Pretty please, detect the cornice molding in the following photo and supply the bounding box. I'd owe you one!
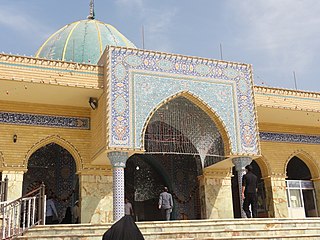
[107,46,251,69]
[254,85,320,99]
[0,53,100,71]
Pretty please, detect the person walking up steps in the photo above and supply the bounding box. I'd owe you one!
[158,187,173,221]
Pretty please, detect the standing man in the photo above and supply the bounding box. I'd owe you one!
[125,198,134,218]
[242,164,258,218]
[46,194,58,224]
[158,187,173,221]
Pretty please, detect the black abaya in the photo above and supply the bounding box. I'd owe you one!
[102,215,145,240]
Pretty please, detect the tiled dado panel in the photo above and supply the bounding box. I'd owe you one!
[109,47,260,155]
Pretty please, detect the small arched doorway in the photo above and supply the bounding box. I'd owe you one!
[286,156,318,217]
[23,143,79,223]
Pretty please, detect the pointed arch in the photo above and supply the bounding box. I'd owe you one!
[24,135,83,172]
[284,150,319,179]
[254,156,271,178]
[141,90,232,156]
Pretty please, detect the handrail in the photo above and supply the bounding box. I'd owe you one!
[0,183,46,239]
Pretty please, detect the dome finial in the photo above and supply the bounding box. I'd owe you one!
[87,0,95,19]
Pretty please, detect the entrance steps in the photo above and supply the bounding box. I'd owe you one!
[17,218,320,240]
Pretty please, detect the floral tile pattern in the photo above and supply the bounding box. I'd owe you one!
[109,47,260,156]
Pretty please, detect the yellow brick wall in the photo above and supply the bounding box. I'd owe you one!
[90,92,107,159]
[254,86,320,112]
[0,100,91,172]
[259,141,320,178]
[0,54,103,88]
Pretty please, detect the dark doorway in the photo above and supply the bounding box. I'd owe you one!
[286,157,311,180]
[125,154,201,221]
[231,160,267,218]
[23,143,79,223]
[251,160,268,217]
[286,157,317,217]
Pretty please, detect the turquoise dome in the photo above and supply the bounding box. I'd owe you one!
[35,19,136,64]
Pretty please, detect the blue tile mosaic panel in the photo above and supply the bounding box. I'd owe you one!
[260,132,320,144]
[109,47,260,156]
[132,72,237,151]
[0,111,90,130]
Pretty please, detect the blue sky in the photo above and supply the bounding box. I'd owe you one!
[1,0,319,91]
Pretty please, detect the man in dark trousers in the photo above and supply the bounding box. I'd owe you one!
[158,187,173,221]
[242,164,258,218]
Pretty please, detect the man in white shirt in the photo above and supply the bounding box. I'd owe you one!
[125,198,134,217]
[46,196,58,224]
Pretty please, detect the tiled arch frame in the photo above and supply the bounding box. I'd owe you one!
[141,91,232,156]
[108,46,260,157]
[284,150,320,179]
[24,135,83,172]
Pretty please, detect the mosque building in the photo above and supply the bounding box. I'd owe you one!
[0,1,320,224]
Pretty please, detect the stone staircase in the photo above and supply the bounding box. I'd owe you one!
[17,218,320,240]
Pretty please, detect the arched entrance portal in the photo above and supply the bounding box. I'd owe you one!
[23,143,79,223]
[125,96,226,221]
[286,156,318,217]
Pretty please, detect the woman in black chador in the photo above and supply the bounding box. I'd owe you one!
[102,215,144,240]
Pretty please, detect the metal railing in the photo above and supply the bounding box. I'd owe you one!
[0,176,8,202]
[0,183,46,239]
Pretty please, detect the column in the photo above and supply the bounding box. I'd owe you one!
[198,168,233,219]
[107,151,128,222]
[232,157,252,218]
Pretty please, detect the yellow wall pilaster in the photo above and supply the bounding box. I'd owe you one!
[2,170,24,201]
[265,174,288,218]
[80,168,113,223]
[198,168,233,219]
